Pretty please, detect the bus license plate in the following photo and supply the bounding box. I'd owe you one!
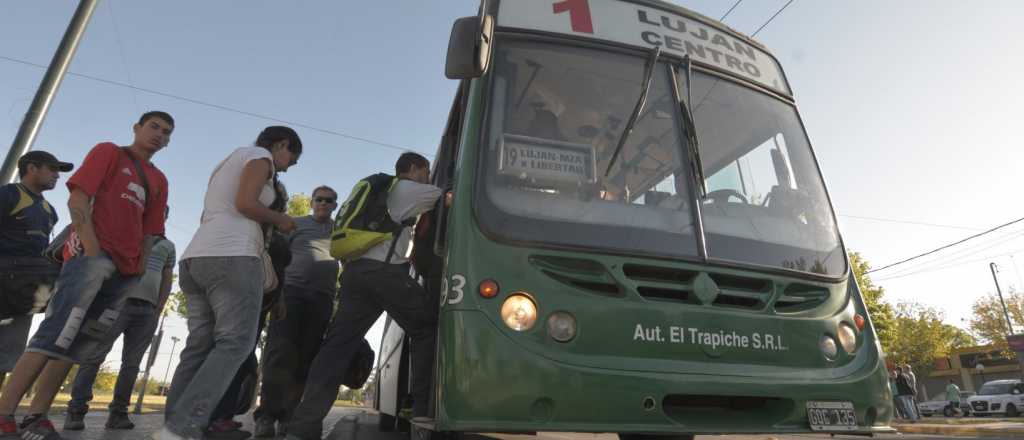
[806,401,857,431]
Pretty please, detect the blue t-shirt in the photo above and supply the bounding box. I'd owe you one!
[0,183,57,257]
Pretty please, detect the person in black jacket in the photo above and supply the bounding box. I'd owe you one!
[894,366,918,422]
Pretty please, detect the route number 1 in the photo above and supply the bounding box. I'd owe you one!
[553,0,594,34]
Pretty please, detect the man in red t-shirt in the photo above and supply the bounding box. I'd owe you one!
[0,111,172,439]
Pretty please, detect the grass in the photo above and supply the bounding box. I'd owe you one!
[16,393,167,414]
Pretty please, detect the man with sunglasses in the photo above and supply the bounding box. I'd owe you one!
[0,151,71,390]
[253,186,340,438]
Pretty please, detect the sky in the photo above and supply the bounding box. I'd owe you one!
[2,0,1023,376]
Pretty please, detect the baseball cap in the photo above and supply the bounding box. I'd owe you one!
[18,150,73,172]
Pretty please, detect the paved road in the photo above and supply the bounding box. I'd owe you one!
[29,406,354,440]
[27,407,1000,440]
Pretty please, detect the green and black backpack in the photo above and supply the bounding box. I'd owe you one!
[330,173,408,262]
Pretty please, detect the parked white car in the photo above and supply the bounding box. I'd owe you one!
[918,391,975,417]
[966,380,1024,417]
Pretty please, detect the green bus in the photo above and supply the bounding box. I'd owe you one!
[374,0,894,438]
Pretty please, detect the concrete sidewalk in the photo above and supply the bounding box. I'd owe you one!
[893,419,1024,438]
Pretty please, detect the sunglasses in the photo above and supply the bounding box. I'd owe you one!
[314,197,336,204]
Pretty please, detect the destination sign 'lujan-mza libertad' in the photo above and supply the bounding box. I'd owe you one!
[498,0,791,96]
[499,135,596,184]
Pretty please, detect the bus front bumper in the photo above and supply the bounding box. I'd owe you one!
[436,311,895,435]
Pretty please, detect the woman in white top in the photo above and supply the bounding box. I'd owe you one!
[159,126,301,440]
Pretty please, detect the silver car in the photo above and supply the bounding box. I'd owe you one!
[917,391,975,417]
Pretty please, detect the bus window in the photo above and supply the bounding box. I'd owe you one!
[686,73,844,276]
[476,41,700,260]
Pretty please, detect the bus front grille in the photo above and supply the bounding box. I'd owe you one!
[708,273,772,310]
[773,283,830,313]
[623,264,699,304]
[530,255,624,297]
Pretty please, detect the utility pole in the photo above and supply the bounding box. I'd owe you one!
[1,0,99,184]
[133,315,165,414]
[160,336,180,395]
[989,263,1016,335]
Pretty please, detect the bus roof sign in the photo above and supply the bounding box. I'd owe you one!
[497,0,792,96]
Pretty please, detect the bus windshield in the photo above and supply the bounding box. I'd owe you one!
[478,40,844,277]
[687,68,844,276]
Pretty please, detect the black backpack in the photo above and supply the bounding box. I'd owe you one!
[342,339,375,389]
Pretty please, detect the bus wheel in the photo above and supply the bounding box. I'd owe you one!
[619,434,695,440]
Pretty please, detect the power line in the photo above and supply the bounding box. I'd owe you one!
[877,227,1024,279]
[105,0,139,114]
[751,0,796,37]
[876,230,1024,280]
[875,246,1024,283]
[720,0,744,21]
[838,214,982,231]
[867,215,1024,274]
[0,54,429,156]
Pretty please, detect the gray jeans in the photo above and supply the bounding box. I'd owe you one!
[164,256,262,439]
[68,299,158,414]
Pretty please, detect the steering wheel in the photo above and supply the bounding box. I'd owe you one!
[705,189,748,205]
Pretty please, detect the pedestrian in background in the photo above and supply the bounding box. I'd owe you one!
[0,151,71,391]
[945,379,962,416]
[64,208,175,431]
[254,185,340,438]
[904,364,920,419]
[895,366,918,422]
[0,111,172,440]
[889,370,905,419]
[158,126,301,440]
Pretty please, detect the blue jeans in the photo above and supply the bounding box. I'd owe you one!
[164,257,262,439]
[26,252,139,362]
[0,314,32,372]
[67,299,158,414]
[897,395,918,421]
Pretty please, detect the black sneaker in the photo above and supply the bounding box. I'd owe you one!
[18,415,63,440]
[62,412,85,431]
[105,412,135,430]
[253,417,275,438]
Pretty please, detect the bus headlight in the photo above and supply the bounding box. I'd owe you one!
[501,294,537,331]
[547,311,577,342]
[820,335,838,360]
[837,322,857,354]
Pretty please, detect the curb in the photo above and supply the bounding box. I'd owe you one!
[894,423,1024,438]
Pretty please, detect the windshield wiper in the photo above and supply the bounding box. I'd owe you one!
[604,45,661,177]
[678,54,708,197]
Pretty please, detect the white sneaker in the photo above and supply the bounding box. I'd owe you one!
[152,426,192,440]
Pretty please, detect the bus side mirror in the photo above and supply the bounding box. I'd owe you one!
[445,15,494,79]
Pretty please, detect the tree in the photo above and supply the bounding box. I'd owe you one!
[849,252,897,352]
[288,192,311,217]
[968,288,1024,356]
[887,301,977,379]
[166,289,188,319]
